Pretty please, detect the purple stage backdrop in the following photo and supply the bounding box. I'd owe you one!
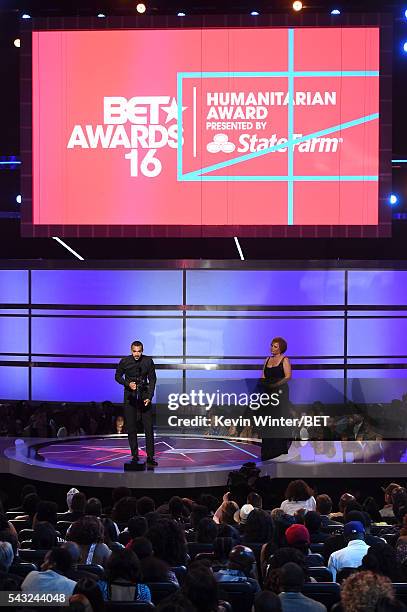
[0,266,406,403]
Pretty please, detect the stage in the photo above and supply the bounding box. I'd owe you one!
[2,435,407,489]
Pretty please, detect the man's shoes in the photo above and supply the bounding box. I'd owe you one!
[146,458,158,468]
[131,455,140,463]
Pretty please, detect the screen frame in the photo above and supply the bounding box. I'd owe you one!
[20,13,392,238]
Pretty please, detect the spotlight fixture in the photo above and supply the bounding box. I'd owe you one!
[136,3,146,13]
[293,1,303,11]
[97,13,106,17]
[177,12,186,16]
[14,38,21,48]
[403,41,407,53]
[16,195,22,204]
[251,11,259,15]
[389,194,399,205]
[331,9,341,15]
[21,13,31,19]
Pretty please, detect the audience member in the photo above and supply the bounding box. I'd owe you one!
[329,493,355,522]
[21,547,76,596]
[147,519,188,566]
[59,492,87,522]
[380,483,401,519]
[278,563,326,612]
[340,571,395,612]
[241,509,274,545]
[73,577,106,612]
[69,516,112,566]
[196,517,218,543]
[304,512,330,543]
[280,481,316,515]
[0,514,18,554]
[327,521,369,581]
[254,591,282,612]
[315,495,342,526]
[214,545,260,592]
[105,548,151,602]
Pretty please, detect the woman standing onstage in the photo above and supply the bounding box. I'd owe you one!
[260,336,292,461]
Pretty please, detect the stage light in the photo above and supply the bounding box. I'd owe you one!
[177,12,186,16]
[97,13,106,17]
[404,8,407,19]
[293,1,303,11]
[331,9,341,15]
[251,11,259,15]
[403,41,407,53]
[136,3,146,13]
[389,194,399,205]
[21,13,31,19]
[16,195,21,204]
[14,38,20,48]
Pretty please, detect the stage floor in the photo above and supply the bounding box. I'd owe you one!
[2,435,407,489]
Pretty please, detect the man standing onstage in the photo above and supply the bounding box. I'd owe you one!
[115,340,157,467]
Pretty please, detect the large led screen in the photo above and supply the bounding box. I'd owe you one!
[24,25,387,237]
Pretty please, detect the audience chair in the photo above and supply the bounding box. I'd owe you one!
[308,566,333,582]
[302,582,341,610]
[146,581,178,604]
[217,582,255,612]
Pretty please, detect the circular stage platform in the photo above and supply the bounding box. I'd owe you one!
[4,435,264,488]
[3,435,407,489]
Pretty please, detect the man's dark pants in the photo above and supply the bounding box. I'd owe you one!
[124,397,154,460]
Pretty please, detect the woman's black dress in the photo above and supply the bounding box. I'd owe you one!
[260,358,290,461]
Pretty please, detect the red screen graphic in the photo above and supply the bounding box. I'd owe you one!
[31,27,380,233]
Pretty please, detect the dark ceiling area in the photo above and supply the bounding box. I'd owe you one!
[1,0,407,260]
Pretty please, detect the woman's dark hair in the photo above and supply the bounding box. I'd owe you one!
[111,497,139,524]
[285,480,313,502]
[168,496,186,519]
[106,549,142,583]
[190,504,210,529]
[362,496,382,523]
[304,511,322,534]
[392,488,407,523]
[128,516,148,539]
[71,493,87,514]
[140,556,173,583]
[73,577,105,612]
[22,493,40,517]
[156,591,196,612]
[361,541,407,582]
[85,498,102,517]
[146,519,188,565]
[32,522,58,550]
[213,536,233,562]
[136,496,155,517]
[199,494,219,514]
[36,501,58,526]
[69,516,104,545]
[271,337,287,354]
[101,517,118,546]
[129,536,153,560]
[242,509,274,543]
[254,591,282,612]
[182,565,220,612]
[196,517,218,544]
[264,547,310,593]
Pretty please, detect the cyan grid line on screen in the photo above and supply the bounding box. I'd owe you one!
[175,31,380,221]
[177,104,379,178]
[288,28,294,225]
